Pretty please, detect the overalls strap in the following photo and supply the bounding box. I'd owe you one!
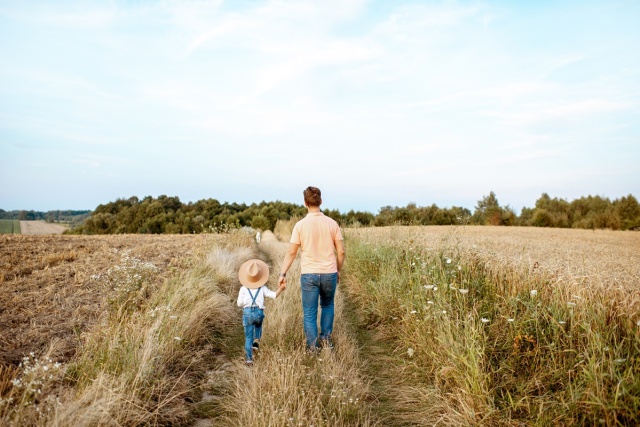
[247,287,261,307]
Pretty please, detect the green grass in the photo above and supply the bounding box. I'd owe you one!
[0,220,20,234]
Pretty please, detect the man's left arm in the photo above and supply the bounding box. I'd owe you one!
[335,238,345,282]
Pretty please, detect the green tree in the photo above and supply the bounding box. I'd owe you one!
[473,191,502,225]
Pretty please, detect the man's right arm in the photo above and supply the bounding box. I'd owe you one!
[278,243,300,287]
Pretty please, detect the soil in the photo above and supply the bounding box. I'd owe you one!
[19,221,68,235]
[0,234,206,366]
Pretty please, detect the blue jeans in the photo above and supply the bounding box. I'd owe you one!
[242,307,264,360]
[300,273,338,349]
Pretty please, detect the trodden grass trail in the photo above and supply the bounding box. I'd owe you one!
[207,230,378,426]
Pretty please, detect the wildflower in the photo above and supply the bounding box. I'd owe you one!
[410,310,417,314]
[427,300,434,305]
[558,321,566,325]
[407,348,415,357]
[614,358,626,364]
[507,318,514,323]
[174,337,181,341]
[458,265,462,271]
[441,310,447,314]
[446,258,451,264]
[481,318,490,323]
[458,289,469,294]
[530,290,537,297]
[424,285,434,290]
[433,286,438,291]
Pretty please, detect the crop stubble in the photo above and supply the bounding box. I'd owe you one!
[0,234,205,367]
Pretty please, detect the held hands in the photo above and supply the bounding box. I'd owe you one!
[278,274,287,288]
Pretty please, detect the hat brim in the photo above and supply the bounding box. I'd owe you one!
[238,259,270,289]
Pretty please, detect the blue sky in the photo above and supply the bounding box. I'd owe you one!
[1,0,638,214]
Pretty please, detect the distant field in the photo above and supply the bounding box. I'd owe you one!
[0,220,20,234]
[19,220,67,235]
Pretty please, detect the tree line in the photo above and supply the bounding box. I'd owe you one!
[60,192,639,235]
[0,209,91,224]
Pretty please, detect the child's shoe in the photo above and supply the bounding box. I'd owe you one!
[245,359,254,366]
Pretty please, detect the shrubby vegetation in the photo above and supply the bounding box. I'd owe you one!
[374,191,639,230]
[518,193,640,230]
[9,191,636,235]
[73,196,309,235]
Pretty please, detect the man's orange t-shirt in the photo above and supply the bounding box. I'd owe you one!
[290,212,343,274]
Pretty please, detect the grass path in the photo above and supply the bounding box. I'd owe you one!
[201,231,376,426]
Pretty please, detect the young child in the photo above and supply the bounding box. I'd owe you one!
[237,259,285,365]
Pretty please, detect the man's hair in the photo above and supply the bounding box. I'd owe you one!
[303,186,322,207]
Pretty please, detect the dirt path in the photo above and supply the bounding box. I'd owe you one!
[19,220,67,235]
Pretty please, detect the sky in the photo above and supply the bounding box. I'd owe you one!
[1,0,639,214]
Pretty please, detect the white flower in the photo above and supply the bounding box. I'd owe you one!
[446,258,451,264]
[458,265,462,271]
[481,318,490,323]
[433,286,438,291]
[507,318,514,322]
[614,358,626,364]
[441,310,447,314]
[174,337,181,341]
[424,285,434,290]
[558,321,566,325]
[427,300,434,305]
[407,348,415,357]
[530,290,537,297]
[410,310,417,314]
[458,289,469,294]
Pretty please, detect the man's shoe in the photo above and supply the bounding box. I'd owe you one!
[252,340,260,351]
[320,338,334,350]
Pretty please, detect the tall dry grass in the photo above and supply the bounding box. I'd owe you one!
[343,226,640,426]
[209,229,377,426]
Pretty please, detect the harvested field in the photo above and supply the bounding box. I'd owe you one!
[19,220,67,235]
[0,234,209,367]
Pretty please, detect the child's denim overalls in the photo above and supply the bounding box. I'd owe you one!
[243,287,265,361]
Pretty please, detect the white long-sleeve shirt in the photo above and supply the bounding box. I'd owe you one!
[236,285,277,309]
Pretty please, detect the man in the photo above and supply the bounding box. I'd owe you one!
[278,186,346,350]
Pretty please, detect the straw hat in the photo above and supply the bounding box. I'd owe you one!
[238,259,270,289]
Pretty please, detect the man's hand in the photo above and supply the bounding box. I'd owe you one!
[278,275,287,287]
